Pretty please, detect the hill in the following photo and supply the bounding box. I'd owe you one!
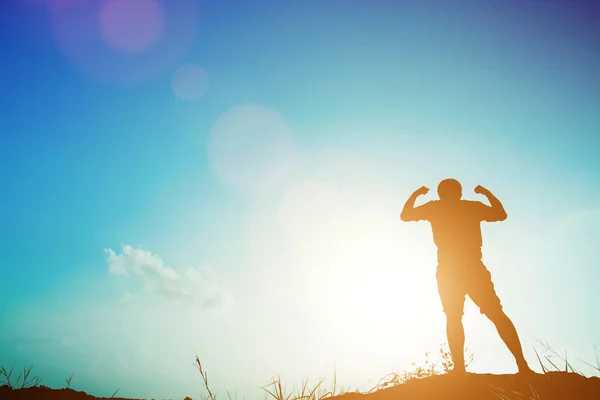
[1,371,599,400]
[333,371,600,400]
[0,384,135,400]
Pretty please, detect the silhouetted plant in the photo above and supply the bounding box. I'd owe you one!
[194,351,217,400]
[578,344,600,375]
[65,373,74,388]
[261,371,352,400]
[368,343,475,392]
[0,364,42,389]
[533,340,600,377]
[193,352,352,400]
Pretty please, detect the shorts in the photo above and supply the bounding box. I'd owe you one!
[436,260,503,317]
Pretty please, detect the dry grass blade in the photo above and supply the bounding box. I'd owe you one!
[544,356,560,372]
[295,377,310,399]
[261,377,281,400]
[6,364,41,389]
[533,347,548,374]
[331,367,337,396]
[279,378,292,400]
[262,386,279,400]
[0,364,16,388]
[15,372,23,387]
[578,358,600,373]
[307,377,327,400]
[563,351,581,375]
[66,373,74,388]
[288,376,333,400]
[538,340,581,374]
[22,365,33,388]
[329,367,352,398]
[261,375,297,400]
[575,344,600,376]
[194,351,217,400]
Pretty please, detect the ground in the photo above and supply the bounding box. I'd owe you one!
[0,385,127,400]
[333,371,600,400]
[1,371,599,400]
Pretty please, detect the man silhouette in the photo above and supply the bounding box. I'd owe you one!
[400,178,531,374]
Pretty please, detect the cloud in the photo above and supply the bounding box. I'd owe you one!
[105,244,232,310]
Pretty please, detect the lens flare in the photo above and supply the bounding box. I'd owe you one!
[48,0,197,84]
[171,63,209,101]
[98,0,164,54]
[207,104,296,193]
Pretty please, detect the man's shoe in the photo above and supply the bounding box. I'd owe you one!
[517,363,535,375]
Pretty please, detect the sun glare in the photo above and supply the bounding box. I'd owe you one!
[274,167,444,362]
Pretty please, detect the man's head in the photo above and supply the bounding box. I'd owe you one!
[437,178,462,201]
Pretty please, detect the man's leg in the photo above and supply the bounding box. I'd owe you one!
[446,313,466,372]
[469,264,531,373]
[437,266,467,372]
[486,309,530,372]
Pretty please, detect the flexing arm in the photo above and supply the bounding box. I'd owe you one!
[400,186,430,222]
[474,185,507,221]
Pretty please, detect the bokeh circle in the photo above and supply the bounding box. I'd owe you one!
[207,104,296,193]
[171,63,209,101]
[47,0,198,84]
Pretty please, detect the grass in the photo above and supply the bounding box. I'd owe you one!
[190,343,481,400]
[485,340,600,400]
[1,342,599,400]
[0,364,42,389]
[190,342,600,400]
[0,363,120,398]
[533,339,600,377]
[194,350,354,400]
[66,373,74,389]
[366,342,475,393]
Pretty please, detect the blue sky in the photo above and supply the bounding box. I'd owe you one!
[1,0,599,399]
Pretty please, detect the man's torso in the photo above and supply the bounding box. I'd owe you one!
[425,200,485,267]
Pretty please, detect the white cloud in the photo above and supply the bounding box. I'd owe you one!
[105,244,233,310]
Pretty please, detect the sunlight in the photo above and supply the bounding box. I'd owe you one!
[296,216,448,384]
[273,154,446,369]
[309,225,443,330]
[271,146,447,357]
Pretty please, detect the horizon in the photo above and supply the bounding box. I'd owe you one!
[1,1,599,399]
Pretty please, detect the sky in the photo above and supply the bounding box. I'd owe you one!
[0,0,599,399]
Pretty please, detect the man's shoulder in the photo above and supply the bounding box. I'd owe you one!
[423,200,441,208]
[420,200,440,219]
